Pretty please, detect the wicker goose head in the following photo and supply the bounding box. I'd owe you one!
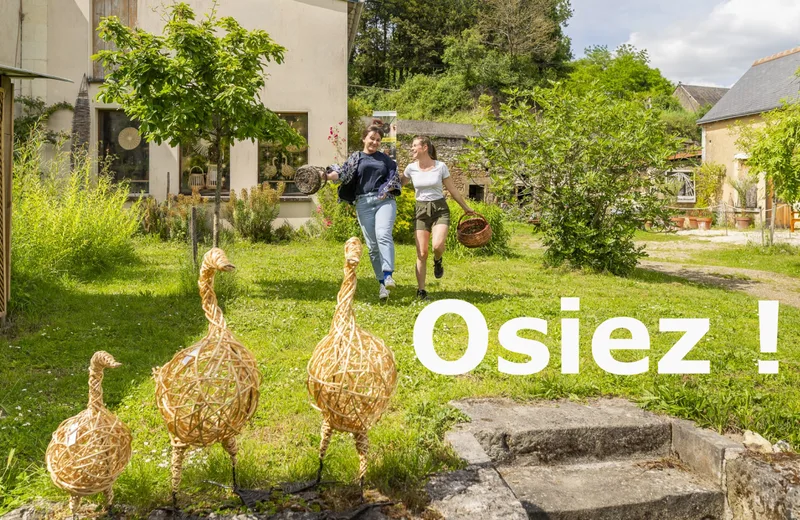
[46,351,131,514]
[154,247,260,497]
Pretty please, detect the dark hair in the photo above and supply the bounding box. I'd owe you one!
[362,123,385,140]
[413,135,437,160]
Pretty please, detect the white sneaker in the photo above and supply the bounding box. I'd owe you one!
[384,275,396,289]
[379,284,390,300]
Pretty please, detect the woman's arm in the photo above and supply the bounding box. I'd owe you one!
[442,175,475,214]
[325,152,359,184]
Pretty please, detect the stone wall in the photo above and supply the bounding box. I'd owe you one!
[362,117,494,203]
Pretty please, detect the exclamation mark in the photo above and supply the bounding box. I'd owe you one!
[758,301,779,374]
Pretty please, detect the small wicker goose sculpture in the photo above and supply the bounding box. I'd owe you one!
[307,237,398,495]
[154,248,260,506]
[46,351,131,517]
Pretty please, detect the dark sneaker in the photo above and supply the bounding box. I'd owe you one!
[416,289,428,300]
[434,258,444,279]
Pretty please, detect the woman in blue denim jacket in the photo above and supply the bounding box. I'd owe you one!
[324,124,402,301]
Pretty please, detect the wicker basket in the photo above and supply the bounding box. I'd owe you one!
[295,165,327,195]
[456,212,492,248]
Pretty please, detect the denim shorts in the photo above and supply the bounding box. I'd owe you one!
[415,198,451,231]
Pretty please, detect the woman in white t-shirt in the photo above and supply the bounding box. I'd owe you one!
[402,136,474,300]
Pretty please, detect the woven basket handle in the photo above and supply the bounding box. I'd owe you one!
[458,212,488,227]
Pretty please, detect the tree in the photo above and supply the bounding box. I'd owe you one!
[94,2,303,246]
[737,100,800,245]
[466,85,679,275]
[568,45,673,100]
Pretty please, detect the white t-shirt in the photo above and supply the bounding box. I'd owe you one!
[403,161,451,202]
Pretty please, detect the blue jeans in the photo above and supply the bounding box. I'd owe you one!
[355,193,397,281]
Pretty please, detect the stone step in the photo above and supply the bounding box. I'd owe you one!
[499,458,724,520]
[452,398,671,465]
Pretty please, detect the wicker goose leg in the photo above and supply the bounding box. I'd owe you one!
[69,496,81,519]
[354,431,369,500]
[221,436,239,490]
[104,487,114,510]
[170,443,187,508]
[316,418,334,484]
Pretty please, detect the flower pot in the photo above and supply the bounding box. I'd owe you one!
[670,216,685,229]
[696,217,712,231]
[735,216,752,230]
[687,217,698,229]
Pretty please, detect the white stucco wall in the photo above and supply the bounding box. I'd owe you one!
[0,0,348,227]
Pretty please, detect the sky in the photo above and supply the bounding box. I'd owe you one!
[565,0,800,87]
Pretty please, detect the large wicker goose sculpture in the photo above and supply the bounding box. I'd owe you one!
[307,237,398,496]
[154,248,260,507]
[46,351,131,517]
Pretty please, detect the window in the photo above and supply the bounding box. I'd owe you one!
[668,170,696,203]
[179,139,230,195]
[468,184,486,202]
[98,110,148,194]
[258,113,309,197]
[92,0,137,80]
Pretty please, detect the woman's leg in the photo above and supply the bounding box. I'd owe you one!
[415,229,431,290]
[374,199,397,275]
[431,223,448,261]
[355,197,383,281]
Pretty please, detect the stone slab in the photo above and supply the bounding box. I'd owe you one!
[499,459,724,520]
[672,418,744,486]
[427,464,528,520]
[726,452,800,520]
[451,398,671,465]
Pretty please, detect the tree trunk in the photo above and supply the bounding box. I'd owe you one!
[213,135,222,248]
[769,190,777,246]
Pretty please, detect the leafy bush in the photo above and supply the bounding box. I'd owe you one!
[12,131,140,282]
[140,191,212,242]
[447,201,511,257]
[226,183,284,242]
[466,84,678,276]
[694,162,726,212]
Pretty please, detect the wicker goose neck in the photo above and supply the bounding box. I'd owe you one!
[87,351,121,412]
[198,248,235,331]
[331,238,363,332]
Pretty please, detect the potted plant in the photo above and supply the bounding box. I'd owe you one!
[696,209,713,231]
[729,175,756,230]
[687,209,699,229]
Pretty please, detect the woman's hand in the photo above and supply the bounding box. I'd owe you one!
[463,205,475,215]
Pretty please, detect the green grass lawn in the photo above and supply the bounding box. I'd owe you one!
[3,230,800,516]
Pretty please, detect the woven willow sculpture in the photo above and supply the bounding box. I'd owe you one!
[46,351,131,516]
[307,237,398,492]
[154,248,260,505]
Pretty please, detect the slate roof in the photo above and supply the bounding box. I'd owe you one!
[0,64,71,82]
[359,117,477,139]
[676,84,729,108]
[698,46,800,125]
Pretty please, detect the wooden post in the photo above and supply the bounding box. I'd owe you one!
[191,206,198,268]
[166,171,170,210]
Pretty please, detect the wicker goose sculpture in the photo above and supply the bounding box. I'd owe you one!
[46,351,131,517]
[307,237,398,496]
[154,248,261,507]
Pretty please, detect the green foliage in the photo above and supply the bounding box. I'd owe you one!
[446,201,511,257]
[314,183,363,242]
[694,162,726,211]
[466,84,679,275]
[94,2,303,244]
[140,192,212,242]
[737,100,800,203]
[567,45,673,100]
[347,98,372,153]
[226,183,285,242]
[12,96,73,149]
[11,131,140,287]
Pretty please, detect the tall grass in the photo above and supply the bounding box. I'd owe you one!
[11,131,141,304]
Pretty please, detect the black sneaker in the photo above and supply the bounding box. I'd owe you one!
[416,289,428,300]
[433,258,444,279]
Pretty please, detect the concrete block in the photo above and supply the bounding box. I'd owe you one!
[672,418,744,485]
[427,465,528,520]
[444,428,491,465]
[726,453,800,520]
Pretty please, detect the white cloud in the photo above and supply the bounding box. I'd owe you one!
[626,0,800,86]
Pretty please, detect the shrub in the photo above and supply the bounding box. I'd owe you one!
[314,183,362,242]
[12,131,140,282]
[226,183,284,242]
[140,190,212,242]
[466,84,678,275]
